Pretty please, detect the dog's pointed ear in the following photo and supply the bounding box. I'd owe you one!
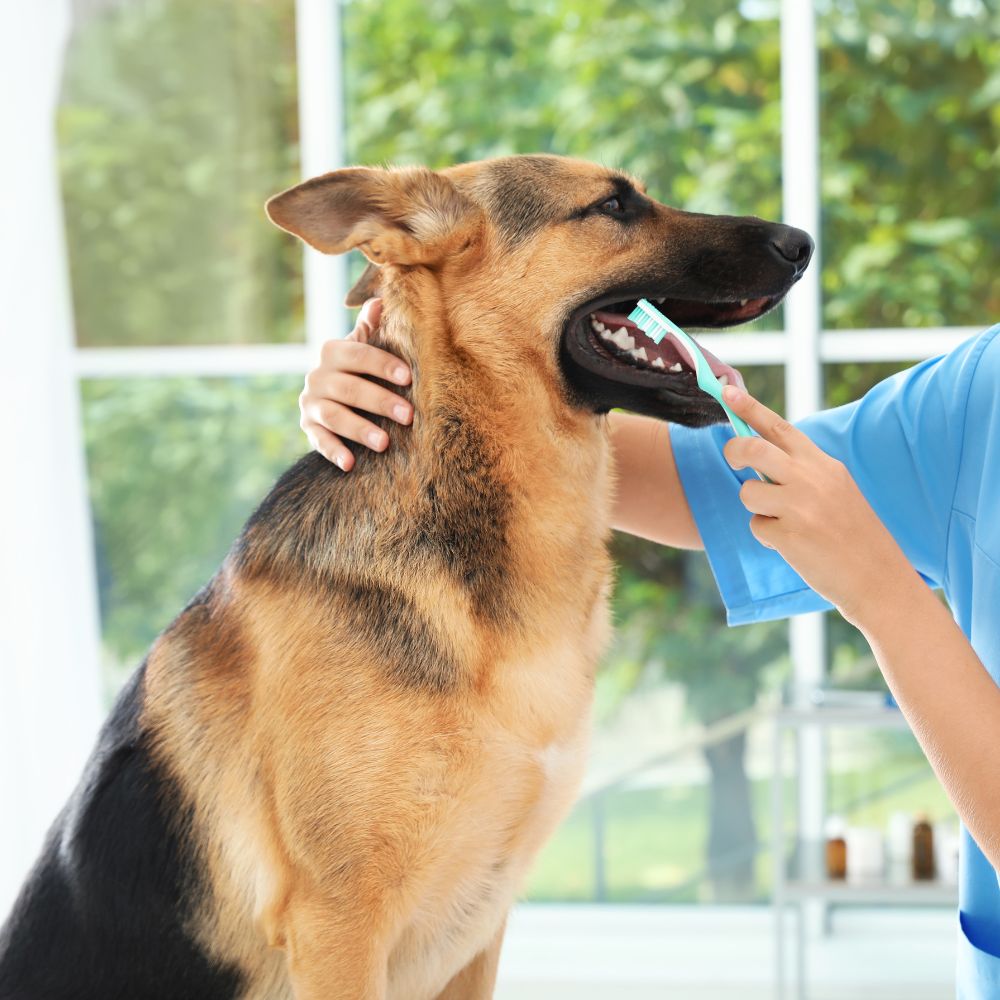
[345,261,382,308]
[265,166,479,269]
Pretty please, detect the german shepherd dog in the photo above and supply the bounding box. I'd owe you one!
[0,155,811,1000]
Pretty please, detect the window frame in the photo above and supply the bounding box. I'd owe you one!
[65,0,979,898]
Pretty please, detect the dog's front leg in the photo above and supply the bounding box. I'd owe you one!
[432,917,507,1000]
[281,893,389,1000]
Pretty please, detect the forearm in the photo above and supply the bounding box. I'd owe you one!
[850,565,1000,871]
[608,411,702,550]
[718,383,1000,870]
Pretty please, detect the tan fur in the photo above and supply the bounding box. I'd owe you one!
[141,156,698,999]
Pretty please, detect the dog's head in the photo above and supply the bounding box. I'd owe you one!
[267,155,812,427]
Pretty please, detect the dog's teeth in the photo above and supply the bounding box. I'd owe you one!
[652,357,666,369]
[717,374,730,387]
[669,362,683,372]
[610,328,635,351]
[740,299,749,307]
[629,347,648,362]
[655,297,666,304]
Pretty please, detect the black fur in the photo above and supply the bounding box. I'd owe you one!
[482,156,566,245]
[333,576,460,693]
[410,410,512,627]
[0,666,243,1000]
[235,395,514,635]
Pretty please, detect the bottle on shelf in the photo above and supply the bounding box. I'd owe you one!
[846,826,885,882]
[912,813,936,881]
[887,811,914,883]
[935,821,960,885]
[825,815,847,880]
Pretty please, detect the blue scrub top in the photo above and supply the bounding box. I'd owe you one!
[671,325,1000,998]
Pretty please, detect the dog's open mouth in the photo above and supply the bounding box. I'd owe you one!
[580,292,782,389]
[560,289,786,423]
[587,301,750,390]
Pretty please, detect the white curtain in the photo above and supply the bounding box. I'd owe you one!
[0,0,103,917]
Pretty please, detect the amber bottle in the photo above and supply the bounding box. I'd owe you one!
[825,816,847,880]
[912,814,936,881]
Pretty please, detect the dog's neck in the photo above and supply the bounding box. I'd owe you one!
[377,280,606,484]
[229,275,613,692]
[366,278,614,625]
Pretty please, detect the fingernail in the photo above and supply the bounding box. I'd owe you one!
[393,366,410,385]
[393,403,410,423]
[723,385,744,404]
[334,454,345,470]
[368,430,387,450]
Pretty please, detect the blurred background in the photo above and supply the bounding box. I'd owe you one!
[3,0,999,997]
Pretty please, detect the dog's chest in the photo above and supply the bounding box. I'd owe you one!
[386,730,589,1000]
[386,633,601,1000]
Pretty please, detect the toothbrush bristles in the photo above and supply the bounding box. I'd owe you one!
[628,300,669,345]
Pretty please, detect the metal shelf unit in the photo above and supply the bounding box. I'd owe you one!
[770,706,958,999]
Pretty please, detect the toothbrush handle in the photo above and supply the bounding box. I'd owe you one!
[721,405,771,483]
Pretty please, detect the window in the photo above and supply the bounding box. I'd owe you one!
[60,0,308,690]
[816,0,997,866]
[60,0,996,909]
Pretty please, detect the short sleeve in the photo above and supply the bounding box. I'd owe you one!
[669,328,999,626]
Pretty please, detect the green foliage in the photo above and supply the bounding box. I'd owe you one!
[58,0,303,346]
[81,377,304,688]
[525,740,952,902]
[61,0,994,900]
[608,534,789,726]
[343,0,785,223]
[818,0,1000,328]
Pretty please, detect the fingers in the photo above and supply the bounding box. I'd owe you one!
[749,514,779,550]
[734,475,788,552]
[723,435,793,483]
[303,422,357,472]
[317,338,411,388]
[303,369,412,427]
[738,478,786,518]
[301,297,414,469]
[358,296,382,331]
[722,384,808,453]
[300,395,391,452]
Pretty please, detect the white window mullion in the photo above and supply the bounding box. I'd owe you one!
[69,325,978,382]
[780,0,827,870]
[295,0,349,354]
[820,327,979,363]
[73,343,314,379]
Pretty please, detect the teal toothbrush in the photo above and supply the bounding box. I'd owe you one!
[627,298,768,481]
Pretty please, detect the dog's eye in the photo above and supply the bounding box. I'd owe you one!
[600,196,624,214]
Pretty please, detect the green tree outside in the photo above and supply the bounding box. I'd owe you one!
[60,0,999,903]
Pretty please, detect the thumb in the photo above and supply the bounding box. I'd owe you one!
[358,297,383,330]
[349,297,383,345]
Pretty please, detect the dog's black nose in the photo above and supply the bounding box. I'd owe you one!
[769,226,814,270]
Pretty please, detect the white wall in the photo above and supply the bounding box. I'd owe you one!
[0,0,103,916]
